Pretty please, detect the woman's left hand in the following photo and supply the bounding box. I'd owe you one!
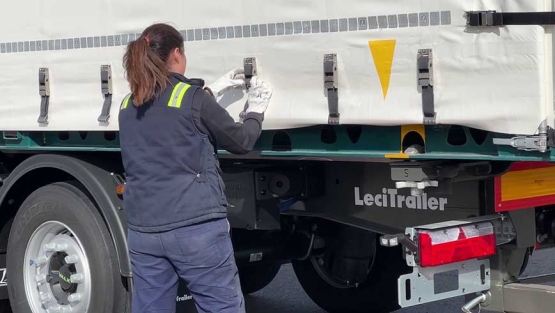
[206,68,246,97]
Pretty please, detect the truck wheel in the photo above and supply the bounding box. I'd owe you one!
[6,182,127,313]
[292,241,407,313]
[0,300,11,313]
[239,263,281,295]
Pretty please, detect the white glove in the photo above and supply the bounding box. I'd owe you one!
[246,76,272,115]
[206,68,246,97]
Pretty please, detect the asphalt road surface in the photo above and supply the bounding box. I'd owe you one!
[245,248,555,313]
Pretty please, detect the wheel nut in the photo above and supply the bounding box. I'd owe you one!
[46,305,61,313]
[64,255,78,264]
[44,243,56,251]
[45,243,68,252]
[68,293,81,303]
[35,274,47,284]
[70,274,83,283]
[35,256,48,266]
[40,292,52,302]
[55,243,68,252]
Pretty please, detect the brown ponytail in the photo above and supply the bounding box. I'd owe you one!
[123,23,184,105]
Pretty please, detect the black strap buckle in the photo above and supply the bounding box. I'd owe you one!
[38,68,50,124]
[240,57,257,121]
[244,57,257,90]
[324,54,339,125]
[466,10,502,27]
[98,65,113,124]
[417,49,435,125]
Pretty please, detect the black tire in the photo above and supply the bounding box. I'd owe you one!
[6,182,128,313]
[0,300,11,313]
[239,263,281,295]
[292,242,408,313]
[519,248,532,276]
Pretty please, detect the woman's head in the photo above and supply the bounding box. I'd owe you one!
[123,23,186,105]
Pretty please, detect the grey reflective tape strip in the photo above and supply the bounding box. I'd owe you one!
[0,11,451,54]
[168,83,187,107]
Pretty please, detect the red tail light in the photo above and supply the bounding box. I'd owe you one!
[418,222,496,267]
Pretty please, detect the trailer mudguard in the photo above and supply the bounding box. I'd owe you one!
[0,153,131,277]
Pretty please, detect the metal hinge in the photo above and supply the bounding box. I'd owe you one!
[417,49,435,125]
[97,65,113,124]
[323,53,339,125]
[37,68,50,125]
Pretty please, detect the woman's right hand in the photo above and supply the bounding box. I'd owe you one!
[246,76,272,115]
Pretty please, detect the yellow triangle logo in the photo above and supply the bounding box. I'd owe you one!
[369,40,396,99]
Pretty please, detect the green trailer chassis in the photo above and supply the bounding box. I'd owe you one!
[1,124,554,162]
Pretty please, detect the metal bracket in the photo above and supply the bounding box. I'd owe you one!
[398,259,491,308]
[323,54,339,125]
[380,233,418,252]
[492,215,517,245]
[417,49,435,125]
[404,226,420,267]
[493,121,554,153]
[395,180,439,196]
[2,131,19,141]
[493,135,549,153]
[37,68,50,124]
[243,57,257,90]
[390,161,441,196]
[97,65,113,124]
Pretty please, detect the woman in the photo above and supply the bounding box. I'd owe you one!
[118,23,272,313]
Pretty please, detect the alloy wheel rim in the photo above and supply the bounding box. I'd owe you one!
[23,221,91,313]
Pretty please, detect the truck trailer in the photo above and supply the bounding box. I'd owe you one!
[1,0,555,312]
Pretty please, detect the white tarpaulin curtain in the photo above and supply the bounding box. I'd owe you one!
[0,0,552,136]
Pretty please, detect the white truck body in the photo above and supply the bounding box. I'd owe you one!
[0,0,553,135]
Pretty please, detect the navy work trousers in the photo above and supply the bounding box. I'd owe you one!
[128,218,245,313]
